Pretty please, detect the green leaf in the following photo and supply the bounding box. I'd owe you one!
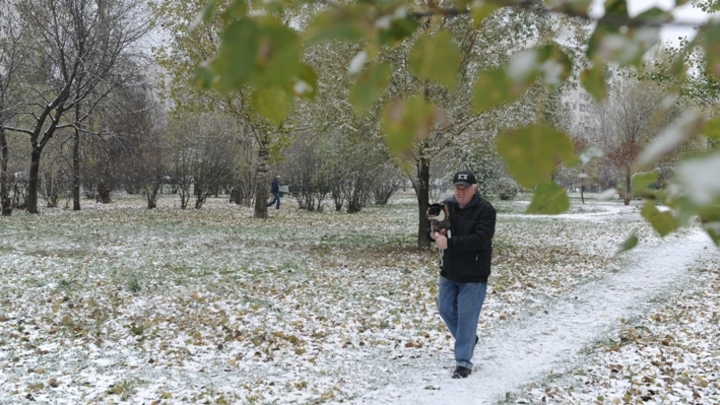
[699,204,720,222]
[192,0,221,30]
[496,124,576,188]
[640,204,677,237]
[704,224,720,246]
[632,172,658,195]
[674,151,720,206]
[350,62,392,117]
[249,0,283,14]
[221,0,249,25]
[603,0,629,19]
[587,2,659,67]
[251,87,295,126]
[409,31,461,89]
[588,22,658,67]
[451,0,472,9]
[472,69,524,113]
[580,66,606,101]
[636,7,672,24]
[209,18,259,91]
[381,96,439,160]
[509,45,572,89]
[616,233,638,255]
[306,5,370,43]
[292,64,317,99]
[702,117,720,140]
[251,16,302,88]
[667,197,694,228]
[471,3,499,28]
[193,63,217,89]
[526,181,569,214]
[204,15,302,92]
[558,0,592,14]
[379,14,418,46]
[699,205,720,245]
[634,111,704,169]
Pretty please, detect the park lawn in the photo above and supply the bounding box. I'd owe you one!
[0,192,718,404]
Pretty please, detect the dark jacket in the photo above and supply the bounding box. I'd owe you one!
[270,178,279,194]
[425,191,496,283]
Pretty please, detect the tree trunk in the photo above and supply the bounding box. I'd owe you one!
[253,131,269,219]
[26,146,42,214]
[623,168,631,206]
[146,182,159,209]
[230,186,240,204]
[97,179,112,204]
[0,127,11,216]
[415,156,431,250]
[72,118,81,211]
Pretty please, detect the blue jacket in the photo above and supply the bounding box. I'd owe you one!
[426,191,496,283]
[270,178,279,194]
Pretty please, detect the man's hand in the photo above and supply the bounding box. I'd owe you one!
[430,229,447,239]
[433,232,448,250]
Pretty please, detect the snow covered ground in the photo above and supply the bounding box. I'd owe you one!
[0,192,718,404]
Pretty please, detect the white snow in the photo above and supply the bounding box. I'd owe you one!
[353,230,716,404]
[0,192,718,405]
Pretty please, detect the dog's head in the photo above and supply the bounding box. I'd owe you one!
[427,203,450,232]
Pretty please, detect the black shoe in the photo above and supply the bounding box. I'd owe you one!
[452,366,472,379]
[475,335,479,346]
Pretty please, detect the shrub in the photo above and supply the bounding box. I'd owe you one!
[496,177,519,200]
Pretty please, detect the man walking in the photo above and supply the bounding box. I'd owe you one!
[267,175,281,210]
[428,170,496,379]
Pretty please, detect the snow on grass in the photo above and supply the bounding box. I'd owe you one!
[513,254,720,405]
[0,192,717,404]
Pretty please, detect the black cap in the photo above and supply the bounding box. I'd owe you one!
[453,170,477,187]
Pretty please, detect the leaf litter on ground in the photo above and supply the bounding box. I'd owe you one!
[0,192,717,404]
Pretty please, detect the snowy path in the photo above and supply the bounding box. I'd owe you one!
[352,230,716,405]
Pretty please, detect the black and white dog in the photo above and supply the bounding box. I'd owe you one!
[427,202,450,236]
[427,203,451,265]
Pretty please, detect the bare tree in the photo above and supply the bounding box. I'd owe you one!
[98,76,167,209]
[282,132,328,212]
[168,113,237,209]
[3,0,152,213]
[153,0,286,219]
[601,77,675,205]
[192,131,235,209]
[373,162,405,205]
[173,148,193,210]
[229,124,258,207]
[0,0,27,215]
[37,141,73,207]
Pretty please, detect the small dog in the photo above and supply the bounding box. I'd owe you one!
[427,203,451,236]
[427,203,451,265]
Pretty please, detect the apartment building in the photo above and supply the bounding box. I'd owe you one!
[564,85,599,135]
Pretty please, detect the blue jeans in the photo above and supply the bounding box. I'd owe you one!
[267,192,280,209]
[438,276,487,369]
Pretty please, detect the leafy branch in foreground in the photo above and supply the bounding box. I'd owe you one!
[192,0,720,247]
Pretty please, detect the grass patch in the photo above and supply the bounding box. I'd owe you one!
[0,193,668,404]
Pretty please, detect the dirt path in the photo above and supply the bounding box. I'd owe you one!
[352,229,716,404]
